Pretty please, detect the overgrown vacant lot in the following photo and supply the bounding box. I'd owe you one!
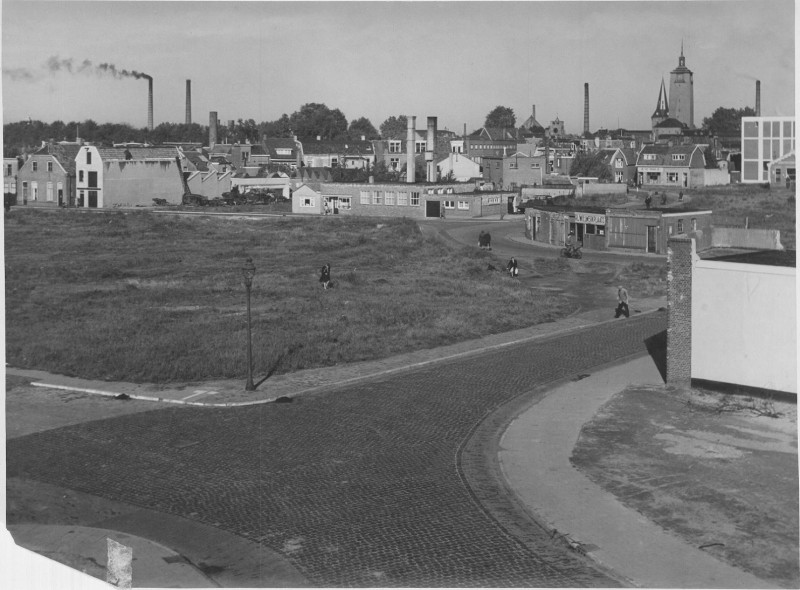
[4,210,573,383]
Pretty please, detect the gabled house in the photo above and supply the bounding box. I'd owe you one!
[75,146,183,208]
[597,148,637,184]
[16,142,82,207]
[768,150,795,187]
[636,144,705,188]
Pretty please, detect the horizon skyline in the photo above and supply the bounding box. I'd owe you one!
[1,0,796,137]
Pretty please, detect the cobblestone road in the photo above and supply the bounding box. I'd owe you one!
[7,312,666,587]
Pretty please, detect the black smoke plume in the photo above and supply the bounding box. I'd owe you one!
[3,56,151,81]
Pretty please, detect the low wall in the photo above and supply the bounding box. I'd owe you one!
[577,182,628,197]
[711,227,783,250]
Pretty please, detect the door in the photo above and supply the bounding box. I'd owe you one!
[88,191,98,208]
[507,196,515,214]
[425,200,440,218]
[647,226,657,253]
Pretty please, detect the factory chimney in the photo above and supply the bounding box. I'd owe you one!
[584,83,590,135]
[209,111,218,148]
[426,117,437,182]
[147,77,154,131]
[185,80,192,125]
[406,116,416,183]
[755,80,761,117]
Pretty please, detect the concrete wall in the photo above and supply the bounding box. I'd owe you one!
[667,236,797,394]
[701,168,731,186]
[692,258,796,393]
[711,227,783,250]
[102,159,184,207]
[187,171,231,199]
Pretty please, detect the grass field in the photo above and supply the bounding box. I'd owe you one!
[4,210,575,383]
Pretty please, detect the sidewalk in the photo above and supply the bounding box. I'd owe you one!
[500,355,779,589]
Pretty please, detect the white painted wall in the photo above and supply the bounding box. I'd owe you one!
[692,260,797,393]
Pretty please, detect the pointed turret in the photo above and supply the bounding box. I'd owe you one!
[651,78,669,127]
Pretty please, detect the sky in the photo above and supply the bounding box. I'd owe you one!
[1,0,797,136]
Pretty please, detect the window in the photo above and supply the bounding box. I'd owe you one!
[385,191,395,205]
[691,218,697,230]
[677,219,684,233]
[668,225,673,235]
[410,192,420,206]
[390,157,400,169]
[643,154,656,161]
[458,200,470,210]
[672,154,685,161]
[597,225,605,236]
[339,197,352,210]
[389,141,401,153]
[415,141,426,153]
[32,181,38,200]
[360,190,370,204]
[531,162,540,168]
[5,164,12,176]
[330,157,338,167]
[47,161,53,172]
[86,150,92,164]
[301,197,315,208]
[79,170,84,183]
[509,161,518,169]
[46,182,53,201]
[397,192,408,206]
[372,191,382,205]
[615,159,623,168]
[32,161,38,172]
[667,172,679,183]
[443,200,455,209]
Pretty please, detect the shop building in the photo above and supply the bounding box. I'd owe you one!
[525,205,713,255]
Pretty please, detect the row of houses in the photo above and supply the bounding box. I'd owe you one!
[4,115,794,210]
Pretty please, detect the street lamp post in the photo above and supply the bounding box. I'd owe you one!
[242,257,256,391]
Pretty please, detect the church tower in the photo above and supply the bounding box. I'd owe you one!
[669,43,694,128]
[651,78,670,128]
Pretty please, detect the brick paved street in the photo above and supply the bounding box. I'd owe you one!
[7,312,666,587]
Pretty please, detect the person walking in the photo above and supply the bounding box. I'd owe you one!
[506,257,519,278]
[319,263,331,290]
[478,230,486,249]
[615,285,630,318]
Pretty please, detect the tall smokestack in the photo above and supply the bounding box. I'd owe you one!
[185,80,192,125]
[147,77,153,131]
[756,80,761,117]
[406,116,416,184]
[209,111,218,148]
[584,83,589,135]
[426,116,437,182]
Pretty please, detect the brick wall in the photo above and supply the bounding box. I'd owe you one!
[666,236,695,385]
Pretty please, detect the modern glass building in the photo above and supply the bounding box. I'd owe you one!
[741,116,796,183]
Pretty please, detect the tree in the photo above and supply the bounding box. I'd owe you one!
[484,106,516,128]
[289,103,348,140]
[372,160,400,183]
[569,152,612,181]
[702,106,756,136]
[348,117,379,140]
[260,114,292,139]
[379,115,408,139]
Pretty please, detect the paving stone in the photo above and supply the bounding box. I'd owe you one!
[7,313,666,587]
